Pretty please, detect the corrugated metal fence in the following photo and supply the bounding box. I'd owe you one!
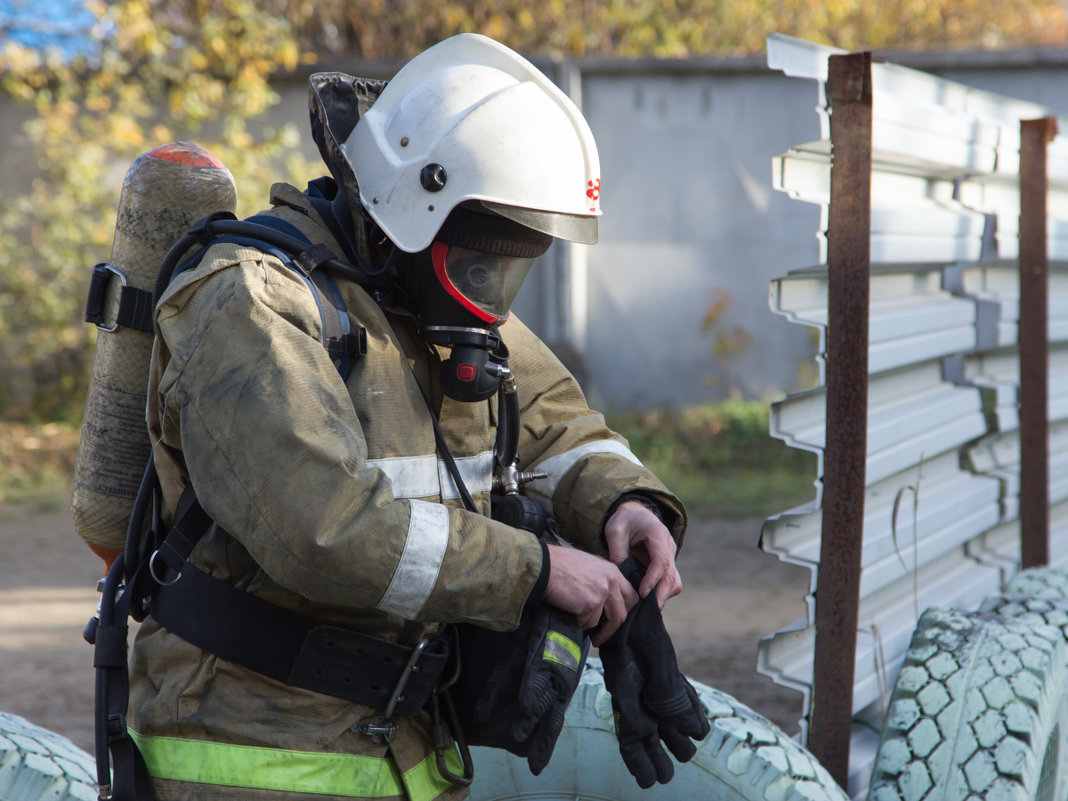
[757,34,1068,798]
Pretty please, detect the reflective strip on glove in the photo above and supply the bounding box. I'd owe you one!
[543,629,582,671]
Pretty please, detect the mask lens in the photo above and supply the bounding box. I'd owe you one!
[433,244,536,322]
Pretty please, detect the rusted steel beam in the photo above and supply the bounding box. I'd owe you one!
[807,51,872,790]
[1019,117,1057,569]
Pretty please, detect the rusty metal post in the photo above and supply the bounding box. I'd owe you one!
[807,52,872,790]
[1019,117,1057,569]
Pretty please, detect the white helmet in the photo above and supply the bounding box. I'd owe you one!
[343,33,601,254]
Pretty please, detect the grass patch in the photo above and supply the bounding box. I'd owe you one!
[607,401,818,519]
[2,401,819,520]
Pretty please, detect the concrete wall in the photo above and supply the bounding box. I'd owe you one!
[13,44,1068,411]
[271,57,825,411]
[576,63,822,410]
[268,47,1068,412]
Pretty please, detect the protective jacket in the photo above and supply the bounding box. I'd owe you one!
[128,180,686,801]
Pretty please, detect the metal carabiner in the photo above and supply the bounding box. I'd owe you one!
[148,549,182,586]
[353,638,430,744]
[430,690,474,787]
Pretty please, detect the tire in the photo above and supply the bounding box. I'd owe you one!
[0,712,97,801]
[979,595,1068,642]
[468,658,848,801]
[867,607,1068,801]
[1001,567,1068,601]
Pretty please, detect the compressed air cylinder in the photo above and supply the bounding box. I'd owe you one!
[71,142,237,552]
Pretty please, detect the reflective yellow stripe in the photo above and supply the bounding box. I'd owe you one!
[543,630,582,671]
[129,729,462,800]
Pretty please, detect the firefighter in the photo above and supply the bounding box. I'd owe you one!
[128,33,691,800]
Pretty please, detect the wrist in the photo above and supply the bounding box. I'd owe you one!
[609,492,665,523]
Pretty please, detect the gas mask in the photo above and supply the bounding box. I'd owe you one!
[396,205,552,403]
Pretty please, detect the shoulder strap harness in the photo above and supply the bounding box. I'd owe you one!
[84,211,459,801]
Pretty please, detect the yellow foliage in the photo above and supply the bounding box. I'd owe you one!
[0,0,319,420]
[2,0,1067,421]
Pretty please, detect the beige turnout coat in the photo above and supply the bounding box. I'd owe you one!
[128,181,685,801]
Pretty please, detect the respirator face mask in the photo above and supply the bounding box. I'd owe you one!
[431,243,536,327]
[399,207,551,403]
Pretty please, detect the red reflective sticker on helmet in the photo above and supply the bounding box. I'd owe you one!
[456,363,478,382]
[147,142,226,169]
[586,178,600,211]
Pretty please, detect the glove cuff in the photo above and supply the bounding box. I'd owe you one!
[520,537,551,617]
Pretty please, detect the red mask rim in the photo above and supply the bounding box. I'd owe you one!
[431,242,509,325]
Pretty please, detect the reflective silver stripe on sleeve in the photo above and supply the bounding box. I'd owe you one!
[525,439,643,507]
[366,455,438,498]
[366,451,494,500]
[376,499,450,619]
[438,450,495,500]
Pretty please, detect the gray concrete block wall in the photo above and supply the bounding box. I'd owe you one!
[11,44,1068,411]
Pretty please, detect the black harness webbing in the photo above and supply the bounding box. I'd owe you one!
[84,263,155,334]
[95,553,154,801]
[149,562,449,715]
[88,210,380,801]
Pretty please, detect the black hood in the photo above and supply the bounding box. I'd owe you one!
[307,72,387,263]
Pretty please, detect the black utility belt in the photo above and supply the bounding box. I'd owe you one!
[150,564,449,716]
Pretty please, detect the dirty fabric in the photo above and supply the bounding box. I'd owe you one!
[130,181,684,800]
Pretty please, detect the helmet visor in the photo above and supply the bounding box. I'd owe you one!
[479,200,599,245]
[432,243,536,324]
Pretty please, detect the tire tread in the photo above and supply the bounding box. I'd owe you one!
[0,713,96,801]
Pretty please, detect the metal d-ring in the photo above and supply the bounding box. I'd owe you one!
[90,262,128,333]
[148,549,182,586]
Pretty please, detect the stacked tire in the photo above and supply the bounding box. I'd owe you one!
[470,658,849,801]
[869,567,1068,801]
[0,666,851,801]
[0,713,96,801]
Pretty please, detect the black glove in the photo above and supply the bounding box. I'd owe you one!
[451,603,589,775]
[598,557,710,788]
[483,603,588,773]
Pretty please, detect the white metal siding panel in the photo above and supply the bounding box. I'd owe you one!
[771,362,988,485]
[763,34,1068,800]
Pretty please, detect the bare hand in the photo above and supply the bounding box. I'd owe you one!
[603,500,682,609]
[544,545,639,646]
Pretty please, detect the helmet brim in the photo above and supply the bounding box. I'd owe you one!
[479,201,599,245]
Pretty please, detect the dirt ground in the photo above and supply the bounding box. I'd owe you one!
[0,504,809,755]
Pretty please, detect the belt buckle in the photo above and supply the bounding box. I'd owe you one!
[352,638,429,743]
[85,262,127,332]
[353,716,399,744]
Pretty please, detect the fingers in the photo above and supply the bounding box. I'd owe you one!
[545,546,638,645]
[648,556,683,610]
[636,536,680,607]
[590,579,637,646]
[604,500,682,608]
[658,725,698,763]
[585,569,639,645]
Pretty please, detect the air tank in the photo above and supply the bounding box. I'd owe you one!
[71,142,236,553]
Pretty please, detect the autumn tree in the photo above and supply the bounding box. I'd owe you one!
[0,0,317,419]
[2,0,1067,419]
[297,0,1068,59]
